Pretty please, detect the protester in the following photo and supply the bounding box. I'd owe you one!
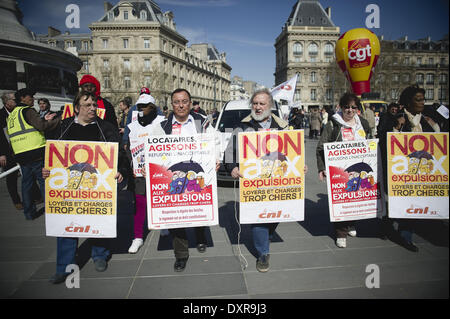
[42,91,125,284]
[224,88,307,272]
[192,101,206,116]
[320,107,329,135]
[153,88,220,272]
[126,94,165,254]
[377,85,446,252]
[6,88,59,220]
[363,103,376,137]
[309,107,321,139]
[79,74,118,129]
[118,97,131,136]
[37,98,54,119]
[316,93,372,248]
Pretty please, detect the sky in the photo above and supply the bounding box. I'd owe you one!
[18,0,449,88]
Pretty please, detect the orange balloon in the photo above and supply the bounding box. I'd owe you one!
[335,28,380,96]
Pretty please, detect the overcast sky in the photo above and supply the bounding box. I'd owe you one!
[18,0,449,88]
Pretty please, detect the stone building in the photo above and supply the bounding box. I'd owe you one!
[275,0,449,109]
[275,0,340,110]
[37,0,231,112]
[373,35,449,105]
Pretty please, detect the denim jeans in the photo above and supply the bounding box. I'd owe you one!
[56,237,110,274]
[20,160,45,219]
[252,223,278,257]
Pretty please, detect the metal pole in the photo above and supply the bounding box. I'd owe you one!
[0,164,20,179]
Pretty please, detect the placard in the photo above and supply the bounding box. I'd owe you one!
[387,132,449,219]
[324,139,384,222]
[44,140,118,237]
[238,130,305,224]
[145,133,218,229]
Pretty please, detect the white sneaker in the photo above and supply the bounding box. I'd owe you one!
[128,238,143,254]
[336,238,347,248]
[348,229,357,237]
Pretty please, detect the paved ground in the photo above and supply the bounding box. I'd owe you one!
[0,135,448,300]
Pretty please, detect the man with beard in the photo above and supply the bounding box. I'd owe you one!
[126,94,165,253]
[223,89,289,273]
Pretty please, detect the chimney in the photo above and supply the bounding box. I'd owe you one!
[48,26,61,37]
[104,2,113,13]
[325,7,331,18]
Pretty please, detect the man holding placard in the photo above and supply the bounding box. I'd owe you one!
[150,88,220,272]
[225,88,306,273]
[42,91,125,284]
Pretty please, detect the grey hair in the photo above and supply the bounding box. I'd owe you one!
[1,91,15,106]
[249,88,274,108]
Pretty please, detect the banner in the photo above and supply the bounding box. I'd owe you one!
[44,140,118,237]
[145,133,218,229]
[238,130,305,224]
[271,74,298,103]
[324,139,384,222]
[387,132,449,219]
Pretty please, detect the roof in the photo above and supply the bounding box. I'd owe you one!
[98,0,165,23]
[287,0,335,27]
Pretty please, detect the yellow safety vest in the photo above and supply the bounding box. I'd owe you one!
[7,106,46,155]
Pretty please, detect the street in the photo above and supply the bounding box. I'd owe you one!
[0,134,448,299]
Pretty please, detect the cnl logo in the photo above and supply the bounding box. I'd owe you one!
[65,224,99,234]
[406,207,429,215]
[259,210,290,219]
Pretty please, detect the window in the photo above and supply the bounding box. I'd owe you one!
[103,39,108,49]
[426,73,434,84]
[104,76,110,89]
[324,43,333,55]
[83,61,89,72]
[145,76,151,87]
[144,39,150,49]
[123,59,130,70]
[416,57,422,66]
[123,38,129,49]
[402,73,411,83]
[439,88,447,100]
[124,76,131,89]
[108,12,114,21]
[83,41,89,51]
[403,57,410,65]
[428,58,434,65]
[297,73,302,83]
[391,89,398,100]
[293,42,303,55]
[439,73,448,84]
[392,74,399,82]
[326,89,332,100]
[416,73,424,84]
[311,89,316,101]
[124,11,129,20]
[103,59,109,70]
[294,89,301,101]
[310,71,317,83]
[144,59,151,70]
[308,43,318,55]
[425,89,434,100]
[140,10,147,20]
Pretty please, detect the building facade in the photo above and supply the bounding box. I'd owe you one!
[275,0,449,109]
[37,0,231,112]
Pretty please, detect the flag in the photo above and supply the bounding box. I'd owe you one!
[271,74,298,103]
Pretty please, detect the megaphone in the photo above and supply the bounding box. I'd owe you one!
[335,28,380,96]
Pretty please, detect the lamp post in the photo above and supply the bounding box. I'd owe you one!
[213,67,217,111]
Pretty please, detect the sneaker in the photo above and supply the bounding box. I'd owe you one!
[256,254,270,273]
[336,238,347,248]
[128,238,144,254]
[348,229,357,237]
[94,259,108,272]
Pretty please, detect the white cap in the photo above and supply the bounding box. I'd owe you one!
[136,94,156,105]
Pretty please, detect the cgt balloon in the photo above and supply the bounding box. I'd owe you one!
[335,28,380,96]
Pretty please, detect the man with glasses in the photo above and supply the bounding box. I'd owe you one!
[316,93,372,248]
[6,88,60,220]
[43,91,125,284]
[154,88,220,272]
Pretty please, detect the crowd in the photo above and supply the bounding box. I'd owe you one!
[0,76,448,283]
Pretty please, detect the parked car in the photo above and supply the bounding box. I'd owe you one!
[215,99,282,182]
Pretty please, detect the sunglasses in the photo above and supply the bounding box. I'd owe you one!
[342,105,359,110]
